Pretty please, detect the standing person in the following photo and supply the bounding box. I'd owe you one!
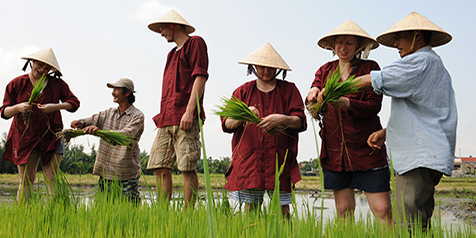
[307,20,392,224]
[0,48,80,200]
[146,9,209,210]
[71,78,144,202]
[352,12,457,231]
[222,43,306,219]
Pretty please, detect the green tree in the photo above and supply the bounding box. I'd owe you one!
[60,143,96,174]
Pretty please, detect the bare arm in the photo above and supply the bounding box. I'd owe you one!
[355,74,373,92]
[180,75,207,131]
[258,114,302,132]
[3,103,32,118]
[37,102,73,113]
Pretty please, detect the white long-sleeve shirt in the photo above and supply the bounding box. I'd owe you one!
[371,46,457,176]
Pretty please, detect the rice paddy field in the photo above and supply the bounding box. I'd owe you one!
[0,173,475,238]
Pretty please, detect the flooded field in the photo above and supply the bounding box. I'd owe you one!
[0,183,465,229]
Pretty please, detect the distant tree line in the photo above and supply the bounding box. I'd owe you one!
[0,133,232,175]
[0,131,317,175]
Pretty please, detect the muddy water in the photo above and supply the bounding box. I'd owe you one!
[0,184,466,229]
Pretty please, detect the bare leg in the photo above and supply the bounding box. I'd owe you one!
[42,153,62,195]
[281,204,291,220]
[182,170,198,211]
[17,153,41,201]
[154,168,172,202]
[333,187,356,220]
[366,191,393,225]
[245,203,260,213]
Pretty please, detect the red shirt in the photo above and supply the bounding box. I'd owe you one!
[222,80,306,193]
[153,36,209,128]
[1,74,80,166]
[311,60,387,171]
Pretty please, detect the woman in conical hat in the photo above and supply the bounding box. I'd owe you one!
[222,43,306,219]
[0,48,80,201]
[355,12,456,232]
[306,20,392,225]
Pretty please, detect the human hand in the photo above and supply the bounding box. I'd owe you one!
[16,102,32,113]
[37,103,57,113]
[249,106,260,118]
[317,88,326,104]
[83,125,99,134]
[258,114,285,133]
[330,97,350,109]
[180,111,194,131]
[70,120,84,129]
[306,87,321,102]
[367,128,386,150]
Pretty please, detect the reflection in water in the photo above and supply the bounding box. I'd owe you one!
[0,184,464,228]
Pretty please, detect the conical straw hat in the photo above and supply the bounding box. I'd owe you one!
[318,20,379,52]
[238,43,292,71]
[21,48,61,74]
[377,12,452,48]
[148,9,195,34]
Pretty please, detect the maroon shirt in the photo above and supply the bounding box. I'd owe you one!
[222,80,306,193]
[153,36,209,128]
[311,60,387,172]
[1,74,80,166]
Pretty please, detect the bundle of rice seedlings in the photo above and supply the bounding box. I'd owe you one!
[214,96,261,124]
[56,129,137,148]
[215,96,286,135]
[306,67,361,120]
[23,74,47,124]
[28,74,47,104]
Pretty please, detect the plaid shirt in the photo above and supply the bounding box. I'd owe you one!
[80,105,144,180]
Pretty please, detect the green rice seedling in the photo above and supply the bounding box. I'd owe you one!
[197,93,217,238]
[56,128,137,148]
[215,95,261,124]
[306,67,361,121]
[310,119,325,236]
[22,73,47,124]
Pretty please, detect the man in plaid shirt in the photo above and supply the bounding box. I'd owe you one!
[71,78,144,201]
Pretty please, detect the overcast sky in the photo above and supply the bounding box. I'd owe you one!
[1,0,474,163]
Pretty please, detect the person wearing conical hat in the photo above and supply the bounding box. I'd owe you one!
[146,9,209,211]
[71,78,144,203]
[0,48,80,201]
[306,20,392,225]
[222,43,306,218]
[353,12,457,231]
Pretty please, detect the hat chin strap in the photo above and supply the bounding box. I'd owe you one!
[247,65,286,80]
[22,59,31,72]
[409,31,419,53]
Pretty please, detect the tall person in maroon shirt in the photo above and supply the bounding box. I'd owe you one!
[306,20,392,225]
[222,43,306,219]
[146,10,209,210]
[0,48,80,201]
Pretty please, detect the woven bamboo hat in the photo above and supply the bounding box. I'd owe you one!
[318,20,379,58]
[377,12,452,48]
[148,9,195,34]
[238,43,291,71]
[21,48,61,74]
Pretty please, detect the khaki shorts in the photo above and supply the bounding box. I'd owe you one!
[147,120,201,171]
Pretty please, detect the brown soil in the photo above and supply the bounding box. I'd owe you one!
[436,197,476,227]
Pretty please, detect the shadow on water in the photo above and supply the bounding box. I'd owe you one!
[0,184,465,229]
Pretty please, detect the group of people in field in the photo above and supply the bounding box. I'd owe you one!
[0,9,457,232]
